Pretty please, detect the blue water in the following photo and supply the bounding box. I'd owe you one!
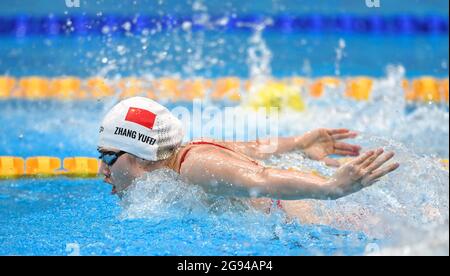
[0,177,373,256]
[0,33,448,78]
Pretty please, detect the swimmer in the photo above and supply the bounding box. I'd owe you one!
[98,97,399,208]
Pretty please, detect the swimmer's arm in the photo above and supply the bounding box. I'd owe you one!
[180,149,330,200]
[180,148,399,200]
[232,128,360,166]
[231,136,304,159]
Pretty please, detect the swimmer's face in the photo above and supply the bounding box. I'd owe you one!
[98,147,146,196]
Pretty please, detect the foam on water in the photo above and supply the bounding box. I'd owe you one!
[255,67,448,254]
[117,130,448,255]
[119,168,287,231]
[115,168,372,255]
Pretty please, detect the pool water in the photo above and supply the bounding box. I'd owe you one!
[0,176,372,256]
[0,33,448,78]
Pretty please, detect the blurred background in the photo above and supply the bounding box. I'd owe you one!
[0,0,448,78]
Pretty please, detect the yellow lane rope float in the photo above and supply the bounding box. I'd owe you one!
[310,77,341,98]
[246,81,306,112]
[0,76,15,98]
[0,157,99,179]
[117,77,155,100]
[404,77,449,104]
[441,159,449,170]
[211,77,241,101]
[0,157,24,178]
[0,76,448,105]
[345,77,373,101]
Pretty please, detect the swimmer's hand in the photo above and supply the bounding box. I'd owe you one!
[299,128,361,167]
[324,148,400,199]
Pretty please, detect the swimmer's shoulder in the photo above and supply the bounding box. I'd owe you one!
[172,142,218,174]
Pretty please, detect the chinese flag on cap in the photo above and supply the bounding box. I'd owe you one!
[125,107,157,129]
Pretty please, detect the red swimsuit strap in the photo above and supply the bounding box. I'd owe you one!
[178,141,258,173]
[190,141,234,151]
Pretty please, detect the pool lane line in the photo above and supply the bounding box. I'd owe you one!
[0,156,100,179]
[0,14,448,36]
[0,76,449,105]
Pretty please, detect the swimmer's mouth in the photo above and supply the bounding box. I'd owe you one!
[103,177,117,195]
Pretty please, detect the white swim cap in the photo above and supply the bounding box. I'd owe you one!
[98,97,184,161]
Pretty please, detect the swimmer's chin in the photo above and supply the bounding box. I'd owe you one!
[111,186,117,195]
[111,183,136,198]
[112,189,127,200]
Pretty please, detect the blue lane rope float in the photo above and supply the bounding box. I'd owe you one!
[0,14,448,36]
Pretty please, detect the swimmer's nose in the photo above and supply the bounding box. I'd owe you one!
[99,161,110,177]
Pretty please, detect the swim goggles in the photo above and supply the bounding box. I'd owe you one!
[98,150,126,166]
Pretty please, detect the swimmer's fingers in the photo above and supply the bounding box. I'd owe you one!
[323,157,341,167]
[352,150,376,165]
[327,128,350,135]
[361,163,400,186]
[360,148,384,168]
[330,130,358,141]
[334,142,361,156]
[364,151,396,173]
[334,149,360,156]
